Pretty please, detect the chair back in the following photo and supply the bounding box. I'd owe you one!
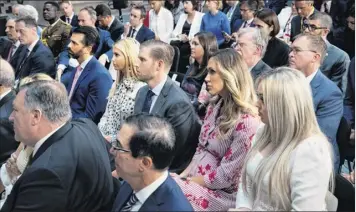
[336,117,352,171]
[170,46,180,73]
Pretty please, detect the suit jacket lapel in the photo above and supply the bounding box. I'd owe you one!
[136,27,144,42]
[139,176,171,211]
[135,86,149,113]
[109,18,118,32]
[0,90,15,108]
[70,57,94,98]
[114,182,133,211]
[150,78,173,114]
[310,70,322,99]
[30,121,72,164]
[251,60,263,78]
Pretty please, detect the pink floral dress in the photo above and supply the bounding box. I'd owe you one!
[173,98,260,211]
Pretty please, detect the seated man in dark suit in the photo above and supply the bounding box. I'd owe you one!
[289,34,343,170]
[111,114,193,211]
[305,12,350,93]
[64,26,112,124]
[1,80,114,211]
[223,0,241,32]
[290,0,320,41]
[344,57,355,130]
[134,40,201,173]
[57,6,114,78]
[14,17,56,81]
[59,0,79,27]
[234,27,272,81]
[264,0,287,15]
[95,4,124,41]
[0,15,25,69]
[42,1,72,59]
[0,59,18,165]
[121,5,155,43]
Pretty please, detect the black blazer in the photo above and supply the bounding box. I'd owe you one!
[134,77,201,173]
[135,26,155,44]
[107,17,124,41]
[15,40,56,80]
[290,9,320,42]
[264,0,287,15]
[1,119,114,212]
[251,60,273,80]
[262,37,290,68]
[0,38,12,59]
[0,91,17,165]
[60,14,79,28]
[223,3,241,32]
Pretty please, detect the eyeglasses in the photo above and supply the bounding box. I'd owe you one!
[303,23,327,32]
[289,47,317,54]
[111,139,131,153]
[257,93,264,103]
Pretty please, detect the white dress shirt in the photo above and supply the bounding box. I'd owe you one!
[0,90,12,101]
[149,75,167,113]
[66,13,75,24]
[149,7,174,43]
[11,40,21,57]
[306,69,318,84]
[32,123,66,156]
[122,23,143,40]
[130,171,168,211]
[27,38,39,56]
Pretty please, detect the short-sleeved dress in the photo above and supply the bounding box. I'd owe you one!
[172,98,260,211]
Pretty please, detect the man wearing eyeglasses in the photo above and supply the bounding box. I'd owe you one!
[290,0,320,41]
[289,33,343,172]
[110,114,193,211]
[305,12,350,94]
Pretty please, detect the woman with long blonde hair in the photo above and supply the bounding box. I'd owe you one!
[172,48,260,211]
[236,67,334,211]
[98,38,145,142]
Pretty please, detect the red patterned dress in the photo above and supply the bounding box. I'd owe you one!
[173,98,260,211]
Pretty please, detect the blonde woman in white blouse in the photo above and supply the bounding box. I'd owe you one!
[235,67,334,211]
[170,0,204,43]
[148,0,174,43]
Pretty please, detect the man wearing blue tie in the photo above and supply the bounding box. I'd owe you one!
[110,114,193,211]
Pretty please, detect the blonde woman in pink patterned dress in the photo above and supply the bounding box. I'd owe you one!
[172,48,260,211]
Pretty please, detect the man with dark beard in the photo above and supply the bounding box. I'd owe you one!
[65,26,112,124]
[41,1,71,59]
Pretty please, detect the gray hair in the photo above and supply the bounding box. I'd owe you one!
[12,4,24,11]
[309,12,333,31]
[295,33,327,62]
[20,80,72,123]
[18,5,39,21]
[237,27,269,57]
[6,14,17,22]
[140,40,174,72]
[80,6,97,21]
[0,58,15,88]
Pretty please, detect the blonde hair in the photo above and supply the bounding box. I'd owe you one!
[242,67,334,210]
[109,38,140,97]
[209,49,258,136]
[19,73,53,87]
[210,0,223,10]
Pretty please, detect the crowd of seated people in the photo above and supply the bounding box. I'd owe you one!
[0,0,354,211]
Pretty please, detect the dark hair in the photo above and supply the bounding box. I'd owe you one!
[191,32,219,78]
[132,5,146,19]
[165,0,181,10]
[241,0,264,12]
[125,114,176,170]
[72,26,100,54]
[95,4,112,17]
[348,4,355,18]
[254,8,280,37]
[44,1,60,11]
[15,16,37,28]
[183,0,199,11]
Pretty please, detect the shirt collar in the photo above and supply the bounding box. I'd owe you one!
[133,23,143,32]
[151,75,167,96]
[108,16,115,29]
[14,40,20,48]
[32,122,66,156]
[247,18,254,25]
[306,69,318,84]
[27,38,39,52]
[80,56,93,70]
[0,90,12,101]
[68,13,74,20]
[134,171,168,204]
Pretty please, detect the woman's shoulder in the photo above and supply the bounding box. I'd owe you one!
[233,113,261,134]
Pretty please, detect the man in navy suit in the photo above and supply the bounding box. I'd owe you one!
[57,7,114,78]
[223,0,241,32]
[306,12,350,93]
[121,5,155,43]
[234,27,272,81]
[14,17,56,80]
[59,0,79,27]
[289,34,343,169]
[111,114,193,211]
[264,0,287,15]
[95,4,124,41]
[64,26,112,124]
[2,80,114,211]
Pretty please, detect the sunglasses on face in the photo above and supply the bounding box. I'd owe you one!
[303,23,327,31]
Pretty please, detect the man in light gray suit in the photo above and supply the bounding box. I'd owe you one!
[134,40,201,174]
[306,12,350,93]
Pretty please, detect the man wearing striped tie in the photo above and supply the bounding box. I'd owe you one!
[111,114,193,211]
